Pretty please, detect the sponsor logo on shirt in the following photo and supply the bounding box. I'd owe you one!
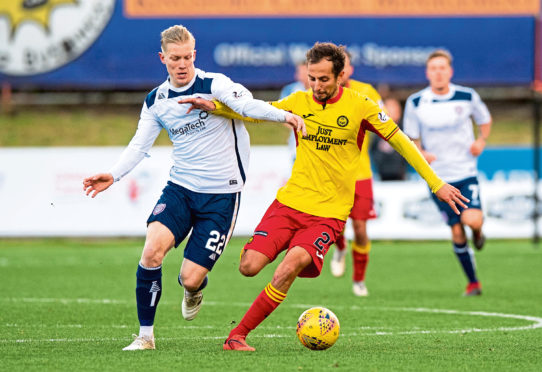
[302,126,348,152]
[303,113,315,119]
[229,179,238,185]
[169,118,207,136]
[378,111,389,123]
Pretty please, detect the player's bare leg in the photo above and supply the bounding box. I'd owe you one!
[179,259,209,321]
[239,249,271,277]
[351,219,370,297]
[461,209,485,251]
[330,232,347,277]
[224,247,311,351]
[123,222,175,351]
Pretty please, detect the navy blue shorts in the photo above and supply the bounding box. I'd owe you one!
[147,181,241,271]
[430,176,482,226]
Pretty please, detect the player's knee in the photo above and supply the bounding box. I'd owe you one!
[239,260,260,277]
[140,246,165,267]
[180,276,201,292]
[462,215,483,231]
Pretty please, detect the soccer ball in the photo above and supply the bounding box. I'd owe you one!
[296,307,340,350]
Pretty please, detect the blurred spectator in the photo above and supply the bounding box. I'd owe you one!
[370,97,407,181]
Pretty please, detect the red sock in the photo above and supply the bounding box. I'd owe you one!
[228,283,286,338]
[352,251,369,282]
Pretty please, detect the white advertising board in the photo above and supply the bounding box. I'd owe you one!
[0,147,538,239]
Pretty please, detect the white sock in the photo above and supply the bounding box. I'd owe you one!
[139,325,154,338]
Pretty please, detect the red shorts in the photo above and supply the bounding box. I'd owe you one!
[349,178,377,220]
[244,200,345,278]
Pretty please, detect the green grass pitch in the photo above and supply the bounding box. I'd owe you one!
[1,238,541,371]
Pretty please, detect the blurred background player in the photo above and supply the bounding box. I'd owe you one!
[329,50,383,297]
[370,96,407,181]
[83,25,305,351]
[403,49,492,296]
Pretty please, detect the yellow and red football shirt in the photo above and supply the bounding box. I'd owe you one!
[213,86,444,221]
[267,86,397,220]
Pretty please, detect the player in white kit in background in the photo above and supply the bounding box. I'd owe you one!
[83,25,305,350]
[403,49,492,297]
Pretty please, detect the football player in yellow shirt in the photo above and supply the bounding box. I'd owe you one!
[330,50,384,297]
[179,42,468,352]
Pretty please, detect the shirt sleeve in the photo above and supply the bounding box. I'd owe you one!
[108,103,162,182]
[470,89,492,125]
[388,130,445,193]
[211,74,287,122]
[402,97,421,140]
[360,97,399,142]
[212,90,299,123]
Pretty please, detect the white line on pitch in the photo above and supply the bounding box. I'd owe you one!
[2,298,542,341]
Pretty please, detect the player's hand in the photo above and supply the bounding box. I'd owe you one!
[421,150,437,164]
[435,183,470,215]
[83,173,114,198]
[178,97,216,114]
[285,113,307,137]
[470,138,486,156]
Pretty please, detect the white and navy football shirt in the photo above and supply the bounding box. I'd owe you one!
[109,68,287,194]
[403,83,491,183]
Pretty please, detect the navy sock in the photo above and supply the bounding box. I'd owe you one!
[178,274,208,292]
[136,263,162,326]
[453,242,478,283]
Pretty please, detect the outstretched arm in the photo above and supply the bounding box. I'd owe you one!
[83,111,161,198]
[179,97,307,136]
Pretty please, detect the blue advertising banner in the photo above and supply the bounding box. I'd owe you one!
[0,0,535,90]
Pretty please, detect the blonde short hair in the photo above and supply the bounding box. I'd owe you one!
[426,49,453,66]
[160,25,196,52]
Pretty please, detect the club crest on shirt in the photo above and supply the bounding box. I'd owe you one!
[337,115,349,127]
[152,203,166,215]
[378,111,389,123]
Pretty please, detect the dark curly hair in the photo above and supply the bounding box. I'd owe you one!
[306,42,346,78]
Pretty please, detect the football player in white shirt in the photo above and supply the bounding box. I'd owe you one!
[83,25,305,351]
[403,49,492,297]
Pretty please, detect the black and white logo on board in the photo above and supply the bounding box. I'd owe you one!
[0,0,115,76]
